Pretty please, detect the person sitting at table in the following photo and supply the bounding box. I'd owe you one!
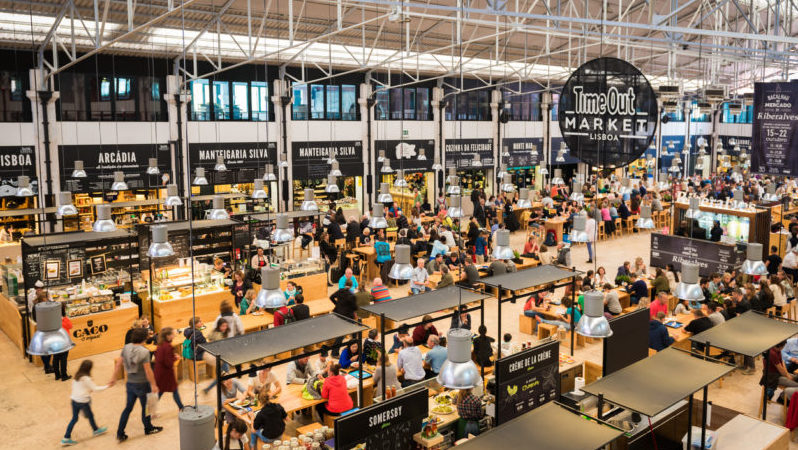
[239,289,257,315]
[318,364,353,421]
[371,278,392,302]
[360,227,372,246]
[250,247,268,270]
[230,271,251,309]
[682,308,714,352]
[436,266,455,289]
[390,325,411,353]
[429,233,449,260]
[472,325,495,367]
[761,341,798,402]
[363,329,384,365]
[652,268,670,295]
[284,281,300,305]
[346,217,361,245]
[397,337,426,388]
[426,253,445,275]
[704,302,726,326]
[214,300,245,338]
[626,273,648,306]
[219,372,248,423]
[299,220,314,250]
[446,251,465,270]
[286,356,313,385]
[489,258,507,276]
[273,303,293,327]
[339,341,361,370]
[213,416,249,450]
[440,226,456,247]
[250,387,288,448]
[319,232,338,271]
[337,268,359,292]
[327,216,345,241]
[649,312,675,352]
[650,292,670,319]
[412,315,439,346]
[522,235,540,259]
[602,284,622,317]
[411,258,432,295]
[246,366,281,400]
[534,297,581,331]
[290,294,310,321]
[616,261,631,279]
[451,305,472,331]
[424,335,447,379]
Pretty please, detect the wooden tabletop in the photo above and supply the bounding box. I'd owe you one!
[352,242,396,257]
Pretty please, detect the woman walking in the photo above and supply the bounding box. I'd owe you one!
[61,360,108,446]
[154,327,184,411]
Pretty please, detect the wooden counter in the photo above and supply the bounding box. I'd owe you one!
[63,303,139,360]
[281,272,326,302]
[0,293,24,354]
[149,289,231,331]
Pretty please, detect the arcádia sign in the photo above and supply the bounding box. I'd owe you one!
[558,57,658,168]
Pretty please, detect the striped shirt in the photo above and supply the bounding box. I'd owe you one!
[371,285,392,302]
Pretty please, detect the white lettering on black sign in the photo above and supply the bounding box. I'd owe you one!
[368,406,403,428]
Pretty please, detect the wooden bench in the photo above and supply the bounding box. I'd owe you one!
[537,323,559,340]
[559,331,586,349]
[519,314,535,335]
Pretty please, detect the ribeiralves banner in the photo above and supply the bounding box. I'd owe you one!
[752,81,798,176]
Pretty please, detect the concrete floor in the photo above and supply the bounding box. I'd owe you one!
[0,228,793,449]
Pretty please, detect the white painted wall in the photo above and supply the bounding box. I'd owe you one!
[717,123,752,137]
[289,121,361,142]
[441,121,493,140]
[503,121,545,139]
[58,122,171,146]
[185,121,279,144]
[372,121,434,141]
[0,123,36,146]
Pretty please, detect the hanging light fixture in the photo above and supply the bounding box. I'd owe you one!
[377,183,393,204]
[501,145,510,158]
[326,148,338,165]
[551,169,564,185]
[517,188,532,209]
[272,215,293,243]
[254,268,286,309]
[685,197,702,219]
[675,262,704,301]
[555,149,566,163]
[437,327,481,389]
[26,302,75,357]
[381,159,394,173]
[15,175,33,197]
[492,229,514,260]
[539,167,549,175]
[500,173,515,193]
[575,291,613,338]
[446,176,461,196]
[496,164,508,181]
[741,243,768,276]
[431,155,443,171]
[56,192,78,217]
[263,163,277,182]
[672,151,682,165]
[146,158,160,175]
[251,179,268,199]
[729,137,738,147]
[207,196,229,220]
[279,153,289,168]
[618,178,633,195]
[111,171,128,191]
[636,206,655,229]
[388,244,414,280]
[471,154,482,167]
[730,190,746,209]
[669,158,681,173]
[147,225,175,258]
[377,150,386,163]
[445,167,457,184]
[164,184,183,207]
[300,188,318,211]
[193,167,209,185]
[560,140,569,153]
[530,144,539,157]
[394,170,408,188]
[762,184,780,202]
[417,148,427,161]
[570,215,590,243]
[646,153,655,167]
[324,175,340,194]
[71,160,87,178]
[569,181,584,204]
[657,173,671,191]
[92,204,117,232]
[368,203,388,229]
[448,195,463,219]
[329,160,343,177]
[214,155,228,172]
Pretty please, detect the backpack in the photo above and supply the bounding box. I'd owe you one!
[303,377,323,400]
[544,230,557,247]
[556,246,571,266]
[182,338,193,360]
[276,307,295,325]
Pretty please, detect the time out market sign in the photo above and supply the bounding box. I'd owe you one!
[558,57,658,168]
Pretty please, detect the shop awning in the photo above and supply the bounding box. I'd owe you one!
[689,311,798,357]
[480,264,579,292]
[360,286,488,323]
[454,402,623,450]
[22,229,132,247]
[199,314,368,366]
[581,348,734,417]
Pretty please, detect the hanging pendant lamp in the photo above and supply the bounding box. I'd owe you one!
[501,145,510,158]
[394,170,408,188]
[555,149,566,163]
[72,160,87,178]
[570,215,590,243]
[146,158,160,175]
[330,160,343,177]
[381,159,394,173]
[300,188,318,211]
[417,148,427,161]
[636,206,655,229]
[675,262,704,301]
[530,144,539,157]
[92,204,117,232]
[377,149,386,163]
[164,184,183,207]
[741,243,768,276]
[377,183,393,204]
[551,169,564,185]
[272,215,293,243]
[437,327,481,389]
[326,148,337,165]
[368,203,388,229]
[388,244,414,280]
[470,154,482,167]
[193,167,209,185]
[569,182,584,204]
[207,196,229,220]
[279,153,289,168]
[324,175,340,194]
[447,195,463,219]
[111,171,128,191]
[685,197,702,219]
[445,167,457,184]
[575,291,613,338]
[56,192,78,217]
[263,164,277,182]
[254,268,286,309]
[214,155,227,171]
[500,173,515,193]
[492,229,514,260]
[517,188,532,209]
[446,176,461,196]
[27,302,75,356]
[251,179,268,199]
[15,175,33,197]
[147,225,175,258]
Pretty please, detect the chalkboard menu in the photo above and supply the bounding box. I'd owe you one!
[138,228,191,268]
[751,82,798,176]
[495,340,559,425]
[232,223,251,251]
[23,244,86,288]
[650,233,745,277]
[502,137,543,168]
[335,387,428,450]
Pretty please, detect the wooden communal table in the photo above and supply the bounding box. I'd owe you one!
[544,217,567,243]
[352,242,396,282]
[665,313,694,352]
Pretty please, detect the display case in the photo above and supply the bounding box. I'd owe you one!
[671,196,770,249]
[148,263,226,302]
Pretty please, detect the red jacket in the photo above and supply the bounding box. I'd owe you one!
[321,375,353,413]
[62,317,73,333]
[153,341,178,392]
[273,306,291,327]
[787,391,798,430]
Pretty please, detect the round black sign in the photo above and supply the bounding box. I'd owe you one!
[558,57,658,168]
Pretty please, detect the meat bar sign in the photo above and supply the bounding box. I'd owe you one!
[559,57,658,168]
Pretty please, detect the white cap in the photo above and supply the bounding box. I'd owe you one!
[34,280,44,288]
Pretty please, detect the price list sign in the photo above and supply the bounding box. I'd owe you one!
[752,82,798,176]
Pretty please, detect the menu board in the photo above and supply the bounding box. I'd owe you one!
[187,141,277,185]
[23,244,86,288]
[752,81,798,176]
[444,138,494,169]
[374,140,435,172]
[291,141,363,180]
[650,233,745,277]
[138,228,191,268]
[59,143,170,193]
[335,388,428,450]
[502,137,543,168]
[495,340,559,425]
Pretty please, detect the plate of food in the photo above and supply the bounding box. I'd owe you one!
[434,393,453,405]
[231,399,251,409]
[251,311,264,316]
[431,405,454,415]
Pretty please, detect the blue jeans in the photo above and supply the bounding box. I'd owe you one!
[158,390,184,410]
[65,400,98,438]
[250,429,274,447]
[586,242,593,261]
[411,285,431,295]
[117,382,154,437]
[539,318,571,331]
[523,310,538,332]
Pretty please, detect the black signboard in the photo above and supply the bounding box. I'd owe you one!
[502,137,542,168]
[718,135,752,156]
[24,244,86,288]
[188,141,277,184]
[495,340,559,425]
[550,137,581,165]
[374,139,435,172]
[292,141,363,180]
[0,145,37,197]
[558,57,658,168]
[650,233,745,277]
[752,82,798,176]
[138,229,190,268]
[335,387,428,450]
[444,138,494,169]
[59,143,170,193]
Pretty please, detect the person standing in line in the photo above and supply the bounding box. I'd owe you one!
[153,327,184,411]
[61,360,109,446]
[114,327,162,442]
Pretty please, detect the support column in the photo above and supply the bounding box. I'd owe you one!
[358,82,373,212]
[26,68,59,233]
[165,74,190,219]
[432,87,444,199]
[490,90,501,197]
[272,79,289,212]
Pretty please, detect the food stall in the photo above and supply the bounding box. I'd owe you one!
[670,195,770,248]
[19,230,138,360]
[136,219,243,330]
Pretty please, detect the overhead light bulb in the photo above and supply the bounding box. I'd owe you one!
[517,188,532,209]
[446,176,461,196]
[471,154,482,167]
[492,229,514,260]
[530,144,539,157]
[272,215,293,243]
[377,150,386,163]
[394,170,408,188]
[437,328,481,389]
[502,145,510,157]
[251,179,268,199]
[207,195,229,220]
[300,188,318,211]
[368,203,389,229]
[325,175,340,194]
[636,206,655,229]
[111,171,128,191]
[675,262,704,301]
[381,159,394,173]
[447,195,463,219]
[279,154,289,168]
[146,158,160,175]
[377,183,393,204]
[570,215,590,243]
[27,302,75,357]
[15,175,33,197]
[417,148,427,161]
[569,182,584,204]
[214,155,228,171]
[193,167,209,185]
[164,184,183,207]
[72,160,87,178]
[147,225,175,258]
[263,163,277,181]
[555,150,566,163]
[551,169,564,185]
[575,291,613,338]
[685,197,702,219]
[445,168,457,184]
[388,244,414,280]
[92,204,117,232]
[56,192,78,217]
[254,268,287,308]
[500,174,515,193]
[330,160,343,177]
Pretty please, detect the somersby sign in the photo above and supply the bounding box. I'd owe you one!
[558,57,658,168]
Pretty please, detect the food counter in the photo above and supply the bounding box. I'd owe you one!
[0,292,24,354]
[278,259,327,301]
[61,302,138,360]
[671,197,770,248]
